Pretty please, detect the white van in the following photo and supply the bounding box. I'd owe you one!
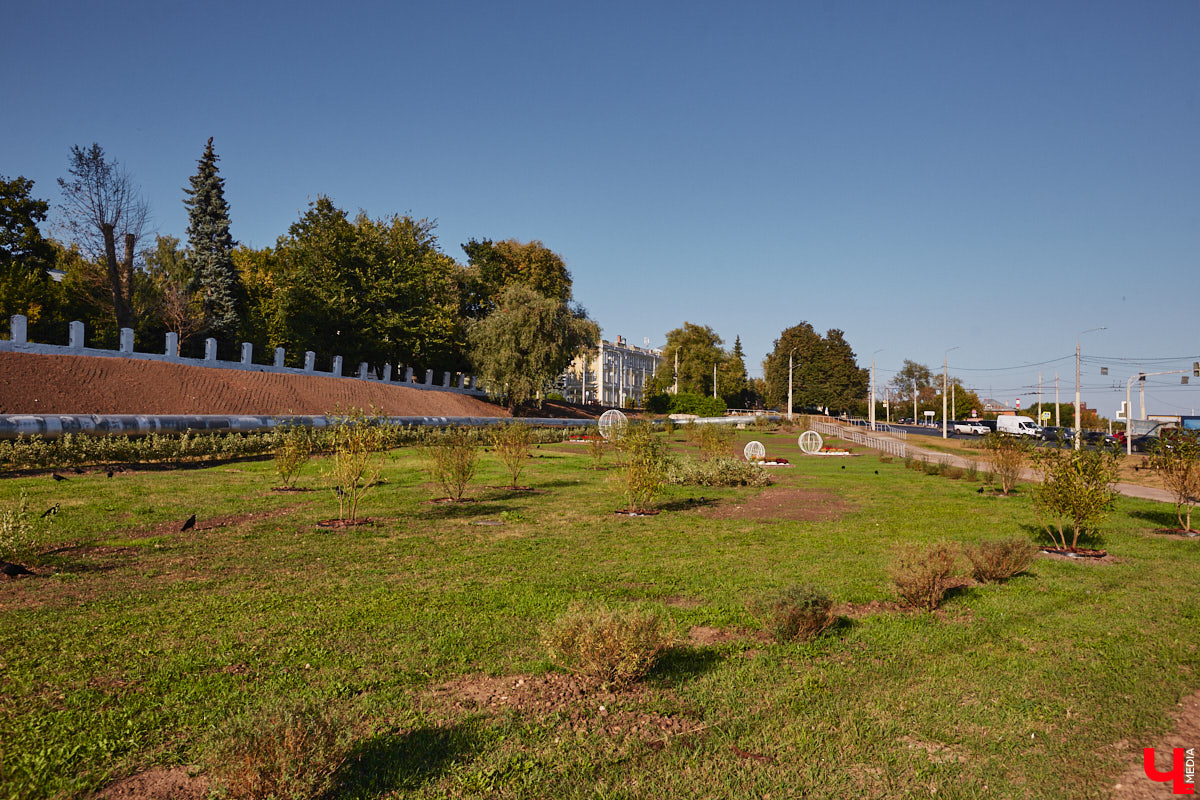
[996,415,1042,437]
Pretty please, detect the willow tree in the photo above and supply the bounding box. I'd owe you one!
[468,283,598,411]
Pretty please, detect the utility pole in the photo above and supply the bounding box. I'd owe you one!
[713,361,717,400]
[672,349,679,395]
[788,348,796,422]
[1055,373,1060,427]
[942,346,959,439]
[913,380,918,425]
[1037,372,1042,424]
[1075,327,1106,450]
[870,349,882,431]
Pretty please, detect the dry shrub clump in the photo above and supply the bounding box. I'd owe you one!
[210,700,357,800]
[964,538,1036,582]
[542,605,673,688]
[890,543,960,611]
[749,585,836,643]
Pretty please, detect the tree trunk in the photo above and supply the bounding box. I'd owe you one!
[101,223,133,329]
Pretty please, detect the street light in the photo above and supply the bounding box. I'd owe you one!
[1074,327,1106,450]
[870,349,883,431]
[787,347,796,422]
[942,346,959,439]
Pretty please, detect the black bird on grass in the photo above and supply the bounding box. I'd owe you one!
[1,561,34,577]
[40,503,59,519]
[52,472,68,482]
[106,470,114,479]
[181,514,196,532]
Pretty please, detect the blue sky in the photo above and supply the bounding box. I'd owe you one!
[5,1,1198,417]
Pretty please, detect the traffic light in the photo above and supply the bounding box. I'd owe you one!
[1194,361,1199,377]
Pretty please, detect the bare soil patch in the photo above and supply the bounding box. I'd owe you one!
[687,626,767,646]
[701,487,853,522]
[91,766,208,800]
[1111,690,1200,798]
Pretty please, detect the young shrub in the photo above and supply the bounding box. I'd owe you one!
[613,422,668,513]
[964,538,1036,582]
[964,460,979,482]
[665,457,772,488]
[210,699,357,800]
[324,409,391,523]
[693,424,735,460]
[422,426,479,501]
[273,424,314,488]
[748,585,836,643]
[0,492,52,567]
[490,421,533,489]
[889,542,960,611]
[942,463,963,480]
[921,459,942,476]
[981,433,1030,495]
[1030,445,1120,551]
[541,605,672,688]
[586,433,607,469]
[1147,433,1200,532]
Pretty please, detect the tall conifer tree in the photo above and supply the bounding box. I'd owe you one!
[184,137,241,339]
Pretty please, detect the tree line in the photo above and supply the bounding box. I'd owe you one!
[0,142,594,410]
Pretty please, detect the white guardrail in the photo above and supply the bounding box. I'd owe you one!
[810,419,907,458]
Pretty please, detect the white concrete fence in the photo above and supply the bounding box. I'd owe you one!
[811,418,908,459]
[1,314,486,396]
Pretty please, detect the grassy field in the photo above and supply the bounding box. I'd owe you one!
[1,428,1197,799]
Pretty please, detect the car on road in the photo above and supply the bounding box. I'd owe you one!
[953,421,988,435]
[1041,426,1074,443]
[1080,430,1119,449]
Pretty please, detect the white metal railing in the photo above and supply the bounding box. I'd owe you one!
[810,419,907,458]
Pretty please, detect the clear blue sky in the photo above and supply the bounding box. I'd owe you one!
[5,0,1198,417]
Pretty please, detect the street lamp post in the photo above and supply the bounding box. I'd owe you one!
[942,346,959,439]
[788,348,796,422]
[1075,327,1106,450]
[871,349,883,431]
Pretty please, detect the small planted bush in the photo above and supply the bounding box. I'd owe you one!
[692,424,735,460]
[210,700,357,800]
[982,433,1030,495]
[964,538,1036,582]
[665,457,772,488]
[890,543,960,611]
[613,422,667,513]
[586,434,608,469]
[273,424,314,488]
[325,409,392,523]
[542,605,672,688]
[490,421,533,488]
[749,585,836,643]
[422,426,479,501]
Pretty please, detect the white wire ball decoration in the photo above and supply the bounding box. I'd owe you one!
[744,440,766,463]
[798,430,824,454]
[597,409,628,442]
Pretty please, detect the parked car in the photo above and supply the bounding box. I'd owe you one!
[954,421,988,435]
[1041,426,1075,443]
[1080,430,1119,448]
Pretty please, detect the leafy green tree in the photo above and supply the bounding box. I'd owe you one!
[763,323,867,414]
[468,284,598,411]
[890,359,935,404]
[267,197,464,371]
[460,238,573,317]
[184,137,242,342]
[0,176,59,338]
[144,234,204,353]
[57,144,149,331]
[652,323,727,398]
[721,335,749,407]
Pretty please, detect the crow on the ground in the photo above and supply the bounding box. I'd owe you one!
[52,472,68,482]
[1,561,34,577]
[181,514,196,532]
[106,470,114,478]
[40,503,59,519]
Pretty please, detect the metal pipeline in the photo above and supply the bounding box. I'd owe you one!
[0,414,594,440]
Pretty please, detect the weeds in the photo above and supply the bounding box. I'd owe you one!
[748,586,836,643]
[209,700,357,800]
[541,605,672,688]
[0,492,51,566]
[890,543,960,611]
[964,538,1036,582]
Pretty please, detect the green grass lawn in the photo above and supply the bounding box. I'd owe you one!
[1,430,1197,799]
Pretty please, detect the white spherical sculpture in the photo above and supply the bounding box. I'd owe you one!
[798,430,824,454]
[744,440,766,463]
[597,409,628,442]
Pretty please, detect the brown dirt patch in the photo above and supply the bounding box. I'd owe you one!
[0,351,508,416]
[686,626,767,646]
[91,766,208,800]
[1111,690,1200,798]
[1037,549,1119,564]
[701,487,853,522]
[425,673,706,744]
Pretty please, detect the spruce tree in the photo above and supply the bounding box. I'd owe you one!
[184,137,241,340]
